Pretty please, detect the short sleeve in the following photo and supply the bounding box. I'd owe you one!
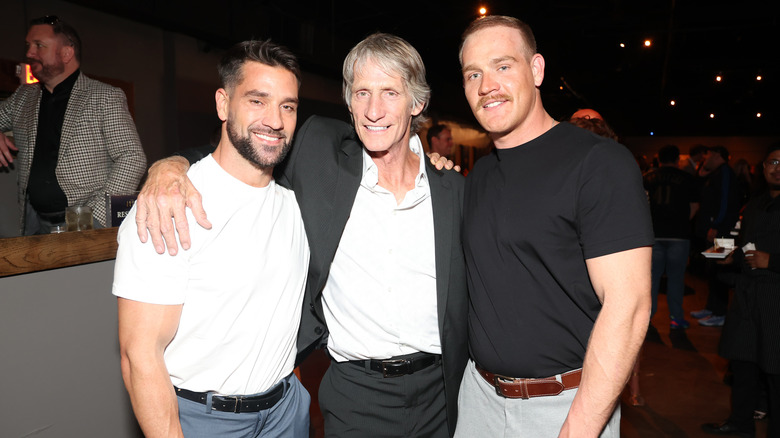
[577,141,654,259]
[112,205,190,304]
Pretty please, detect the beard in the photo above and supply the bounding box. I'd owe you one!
[26,57,65,83]
[226,119,292,169]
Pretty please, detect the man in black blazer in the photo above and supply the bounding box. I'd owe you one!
[135,33,467,438]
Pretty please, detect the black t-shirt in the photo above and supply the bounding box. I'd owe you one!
[643,166,699,239]
[463,122,654,378]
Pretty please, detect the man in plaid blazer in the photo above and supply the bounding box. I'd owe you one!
[0,16,146,234]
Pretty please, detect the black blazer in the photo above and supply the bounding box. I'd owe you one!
[276,115,468,436]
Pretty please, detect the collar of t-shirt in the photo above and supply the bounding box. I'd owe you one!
[359,134,430,208]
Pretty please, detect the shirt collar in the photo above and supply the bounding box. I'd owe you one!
[361,134,429,189]
[41,69,80,96]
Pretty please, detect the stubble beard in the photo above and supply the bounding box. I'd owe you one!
[226,119,292,170]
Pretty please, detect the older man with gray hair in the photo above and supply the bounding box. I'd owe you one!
[134,32,468,438]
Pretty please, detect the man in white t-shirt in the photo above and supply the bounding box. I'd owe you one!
[113,40,310,437]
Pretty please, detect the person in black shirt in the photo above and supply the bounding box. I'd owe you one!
[0,16,146,234]
[702,144,780,437]
[643,145,700,329]
[455,16,653,437]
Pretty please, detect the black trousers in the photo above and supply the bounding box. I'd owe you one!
[728,360,780,437]
[319,353,448,438]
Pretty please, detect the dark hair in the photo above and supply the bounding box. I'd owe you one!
[459,15,537,65]
[218,40,301,91]
[568,117,618,142]
[658,144,680,164]
[426,124,449,145]
[709,145,730,162]
[689,144,707,157]
[29,15,82,62]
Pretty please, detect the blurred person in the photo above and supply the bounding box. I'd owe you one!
[132,33,467,438]
[568,115,618,142]
[682,144,708,175]
[570,108,603,120]
[643,145,700,329]
[455,16,652,437]
[702,143,780,438]
[691,146,742,327]
[0,15,146,234]
[427,123,454,158]
[733,158,753,207]
[115,40,310,438]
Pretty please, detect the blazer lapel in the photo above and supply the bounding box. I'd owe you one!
[427,163,454,335]
[59,73,87,160]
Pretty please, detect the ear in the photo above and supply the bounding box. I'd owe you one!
[411,100,425,117]
[531,54,545,87]
[60,44,75,64]
[215,88,229,122]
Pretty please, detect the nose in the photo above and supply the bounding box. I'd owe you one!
[364,94,385,122]
[26,45,36,59]
[263,106,284,132]
[479,71,499,96]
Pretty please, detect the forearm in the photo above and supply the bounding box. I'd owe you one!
[121,352,184,438]
[561,298,649,436]
[562,247,652,437]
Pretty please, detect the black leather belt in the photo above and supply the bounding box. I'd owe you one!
[174,381,285,413]
[352,353,441,378]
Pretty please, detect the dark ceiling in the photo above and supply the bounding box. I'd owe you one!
[68,0,779,137]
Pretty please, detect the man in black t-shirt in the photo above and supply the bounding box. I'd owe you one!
[643,145,700,329]
[454,16,653,438]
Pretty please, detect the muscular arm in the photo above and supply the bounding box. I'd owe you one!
[559,246,651,437]
[118,298,184,438]
[135,156,209,255]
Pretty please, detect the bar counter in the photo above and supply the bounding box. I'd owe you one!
[0,228,142,436]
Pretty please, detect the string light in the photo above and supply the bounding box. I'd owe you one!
[619,43,625,48]
[478,6,487,16]
[757,112,762,118]
[644,39,652,47]
[756,75,763,81]
[715,75,722,82]
[670,100,676,106]
[709,113,715,119]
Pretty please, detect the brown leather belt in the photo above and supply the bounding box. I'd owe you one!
[475,364,582,399]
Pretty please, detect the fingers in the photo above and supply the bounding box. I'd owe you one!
[155,186,181,256]
[0,134,17,167]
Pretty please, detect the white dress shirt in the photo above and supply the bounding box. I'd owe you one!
[323,135,441,361]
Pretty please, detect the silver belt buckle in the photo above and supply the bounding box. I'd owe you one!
[381,359,408,377]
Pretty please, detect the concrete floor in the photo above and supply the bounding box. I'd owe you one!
[299,271,769,437]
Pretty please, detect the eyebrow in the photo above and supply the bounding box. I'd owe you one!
[462,55,520,74]
[243,89,299,105]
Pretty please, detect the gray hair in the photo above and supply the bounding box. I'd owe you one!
[343,33,430,133]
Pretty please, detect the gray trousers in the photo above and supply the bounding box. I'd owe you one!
[177,374,310,438]
[454,360,620,438]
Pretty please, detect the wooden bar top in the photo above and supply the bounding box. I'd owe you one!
[0,227,118,278]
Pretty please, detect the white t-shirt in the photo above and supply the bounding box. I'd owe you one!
[113,155,309,395]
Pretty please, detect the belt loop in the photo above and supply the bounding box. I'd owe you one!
[364,360,372,374]
[205,392,214,414]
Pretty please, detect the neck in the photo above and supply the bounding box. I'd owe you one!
[492,102,556,149]
[43,65,78,93]
[212,141,274,188]
[369,138,419,204]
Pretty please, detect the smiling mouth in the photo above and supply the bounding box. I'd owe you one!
[253,131,284,142]
[365,125,389,132]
